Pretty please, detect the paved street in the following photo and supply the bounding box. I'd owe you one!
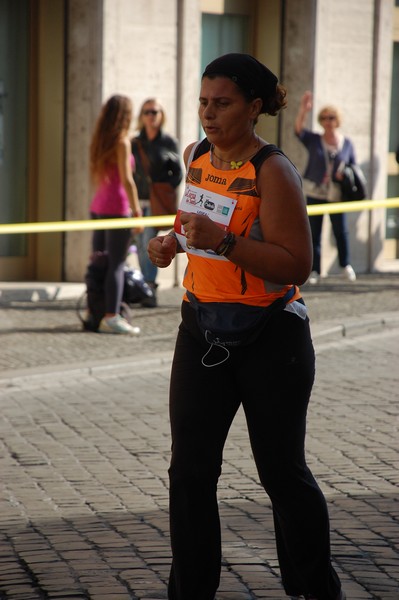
[0,274,398,599]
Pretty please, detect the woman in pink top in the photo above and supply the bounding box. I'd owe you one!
[89,95,142,334]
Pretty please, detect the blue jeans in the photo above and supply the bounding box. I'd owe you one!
[136,204,158,283]
[307,197,350,274]
[167,302,342,600]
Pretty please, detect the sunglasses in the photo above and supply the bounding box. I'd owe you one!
[320,115,336,121]
[143,109,160,116]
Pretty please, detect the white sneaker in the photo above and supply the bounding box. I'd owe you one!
[343,264,356,282]
[308,271,319,285]
[99,315,140,335]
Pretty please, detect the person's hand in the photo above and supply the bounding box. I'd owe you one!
[180,212,225,251]
[334,171,343,181]
[147,234,177,268]
[334,161,345,182]
[301,90,313,112]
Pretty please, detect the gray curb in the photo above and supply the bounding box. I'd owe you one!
[1,313,398,387]
[311,312,399,339]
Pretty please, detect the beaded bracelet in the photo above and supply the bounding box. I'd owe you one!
[214,232,237,257]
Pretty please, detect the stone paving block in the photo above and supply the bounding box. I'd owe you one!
[0,293,398,597]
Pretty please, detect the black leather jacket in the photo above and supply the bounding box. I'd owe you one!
[131,130,183,200]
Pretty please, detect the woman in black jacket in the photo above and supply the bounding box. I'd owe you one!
[131,98,183,306]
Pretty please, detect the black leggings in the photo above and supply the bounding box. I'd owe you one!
[168,302,341,600]
[91,214,132,315]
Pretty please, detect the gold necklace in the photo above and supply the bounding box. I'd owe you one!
[211,137,260,170]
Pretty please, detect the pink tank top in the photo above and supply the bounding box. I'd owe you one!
[90,155,135,216]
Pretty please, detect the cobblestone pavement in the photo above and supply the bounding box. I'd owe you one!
[0,274,398,377]
[0,274,398,599]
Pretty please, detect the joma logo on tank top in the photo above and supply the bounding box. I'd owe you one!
[204,173,227,185]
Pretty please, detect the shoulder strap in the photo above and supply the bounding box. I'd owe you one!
[186,141,201,168]
[193,138,211,161]
[186,138,211,168]
[252,143,302,183]
[251,144,283,174]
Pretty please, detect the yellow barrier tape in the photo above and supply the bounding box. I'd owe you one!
[0,215,175,235]
[307,197,399,216]
[0,198,398,235]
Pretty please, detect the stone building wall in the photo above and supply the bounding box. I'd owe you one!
[64,0,201,281]
[281,0,394,276]
[63,0,394,281]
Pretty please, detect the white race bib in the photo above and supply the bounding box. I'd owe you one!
[175,184,237,260]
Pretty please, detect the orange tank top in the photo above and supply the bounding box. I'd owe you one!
[174,139,300,307]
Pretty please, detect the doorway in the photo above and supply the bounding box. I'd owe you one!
[0,0,32,278]
[0,0,65,282]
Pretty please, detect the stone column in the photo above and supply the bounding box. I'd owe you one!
[64,0,103,281]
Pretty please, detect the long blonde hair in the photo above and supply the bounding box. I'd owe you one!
[90,95,132,183]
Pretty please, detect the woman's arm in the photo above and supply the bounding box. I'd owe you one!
[228,154,312,285]
[295,90,313,135]
[180,153,312,286]
[117,137,142,216]
[148,142,312,284]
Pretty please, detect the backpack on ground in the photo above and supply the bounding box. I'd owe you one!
[77,251,154,332]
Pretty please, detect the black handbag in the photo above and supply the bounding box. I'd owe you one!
[340,163,367,201]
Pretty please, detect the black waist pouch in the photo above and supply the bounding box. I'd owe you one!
[186,287,296,348]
